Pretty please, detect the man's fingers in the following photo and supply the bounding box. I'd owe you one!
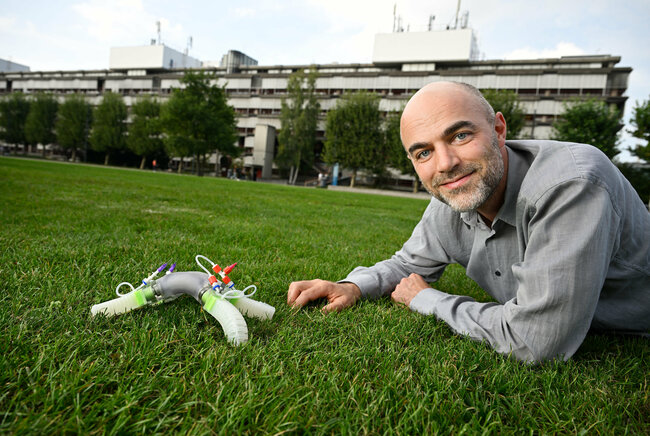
[287,280,316,305]
[391,273,429,307]
[322,298,347,313]
[290,283,329,308]
[391,289,408,306]
[288,280,360,311]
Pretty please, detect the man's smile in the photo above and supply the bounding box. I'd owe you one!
[438,171,475,190]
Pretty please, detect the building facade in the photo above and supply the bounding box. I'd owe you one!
[0,31,631,178]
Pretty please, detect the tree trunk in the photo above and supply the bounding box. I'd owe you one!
[288,166,295,185]
[178,158,183,174]
[71,148,77,162]
[350,170,356,188]
[140,156,146,169]
[104,153,109,166]
[41,144,46,158]
[412,179,419,193]
[292,166,300,185]
[196,153,202,176]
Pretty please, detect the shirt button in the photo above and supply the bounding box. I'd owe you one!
[495,270,502,277]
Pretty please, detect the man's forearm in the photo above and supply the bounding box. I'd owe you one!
[408,288,538,361]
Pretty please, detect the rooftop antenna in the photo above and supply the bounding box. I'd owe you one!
[428,14,435,31]
[392,3,396,32]
[156,21,161,45]
[460,11,469,29]
[454,0,461,29]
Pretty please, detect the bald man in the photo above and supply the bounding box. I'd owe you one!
[287,82,650,363]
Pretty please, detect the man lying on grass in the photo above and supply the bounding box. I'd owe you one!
[287,81,650,363]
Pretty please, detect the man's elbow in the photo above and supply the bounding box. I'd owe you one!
[505,343,574,364]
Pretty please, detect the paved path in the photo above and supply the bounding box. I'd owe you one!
[326,185,431,200]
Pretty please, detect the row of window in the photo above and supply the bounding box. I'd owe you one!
[227,88,618,97]
[2,87,626,108]
[2,85,622,98]
[237,127,327,137]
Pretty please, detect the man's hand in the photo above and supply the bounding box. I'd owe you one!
[287,280,361,313]
[391,273,430,307]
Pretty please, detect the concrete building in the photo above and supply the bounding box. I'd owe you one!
[0,29,631,179]
[0,58,30,73]
[218,50,258,74]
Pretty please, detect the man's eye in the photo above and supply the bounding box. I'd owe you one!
[455,132,469,141]
[416,150,431,160]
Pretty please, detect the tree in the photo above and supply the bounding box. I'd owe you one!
[628,98,650,163]
[0,92,31,153]
[90,92,127,165]
[617,163,650,207]
[276,68,320,184]
[127,96,164,169]
[161,71,238,176]
[323,91,385,187]
[385,108,420,192]
[482,89,525,139]
[55,94,92,162]
[623,97,650,207]
[25,93,59,156]
[551,99,622,160]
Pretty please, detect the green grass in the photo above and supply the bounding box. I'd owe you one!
[1,156,648,435]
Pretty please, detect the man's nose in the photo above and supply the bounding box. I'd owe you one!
[435,145,460,173]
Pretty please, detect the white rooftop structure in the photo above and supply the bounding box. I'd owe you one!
[372,28,479,64]
[109,44,201,70]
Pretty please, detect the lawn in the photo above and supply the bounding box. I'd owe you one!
[1,157,648,434]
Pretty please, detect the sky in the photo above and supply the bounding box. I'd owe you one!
[1,0,649,160]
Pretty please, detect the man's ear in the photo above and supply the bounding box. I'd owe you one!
[495,112,507,145]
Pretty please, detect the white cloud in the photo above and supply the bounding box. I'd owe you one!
[0,15,17,30]
[70,0,186,49]
[232,7,256,18]
[72,0,144,41]
[503,42,586,60]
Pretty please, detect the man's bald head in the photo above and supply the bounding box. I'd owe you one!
[402,82,496,134]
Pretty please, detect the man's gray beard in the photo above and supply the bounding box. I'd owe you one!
[424,135,504,213]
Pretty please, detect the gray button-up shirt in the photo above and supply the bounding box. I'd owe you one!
[343,140,650,362]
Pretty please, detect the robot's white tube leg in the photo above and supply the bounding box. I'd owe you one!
[90,288,152,317]
[201,291,248,345]
[231,297,275,320]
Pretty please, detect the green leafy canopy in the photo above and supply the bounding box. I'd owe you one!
[161,71,238,175]
[551,99,622,160]
[276,68,320,183]
[90,92,128,165]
